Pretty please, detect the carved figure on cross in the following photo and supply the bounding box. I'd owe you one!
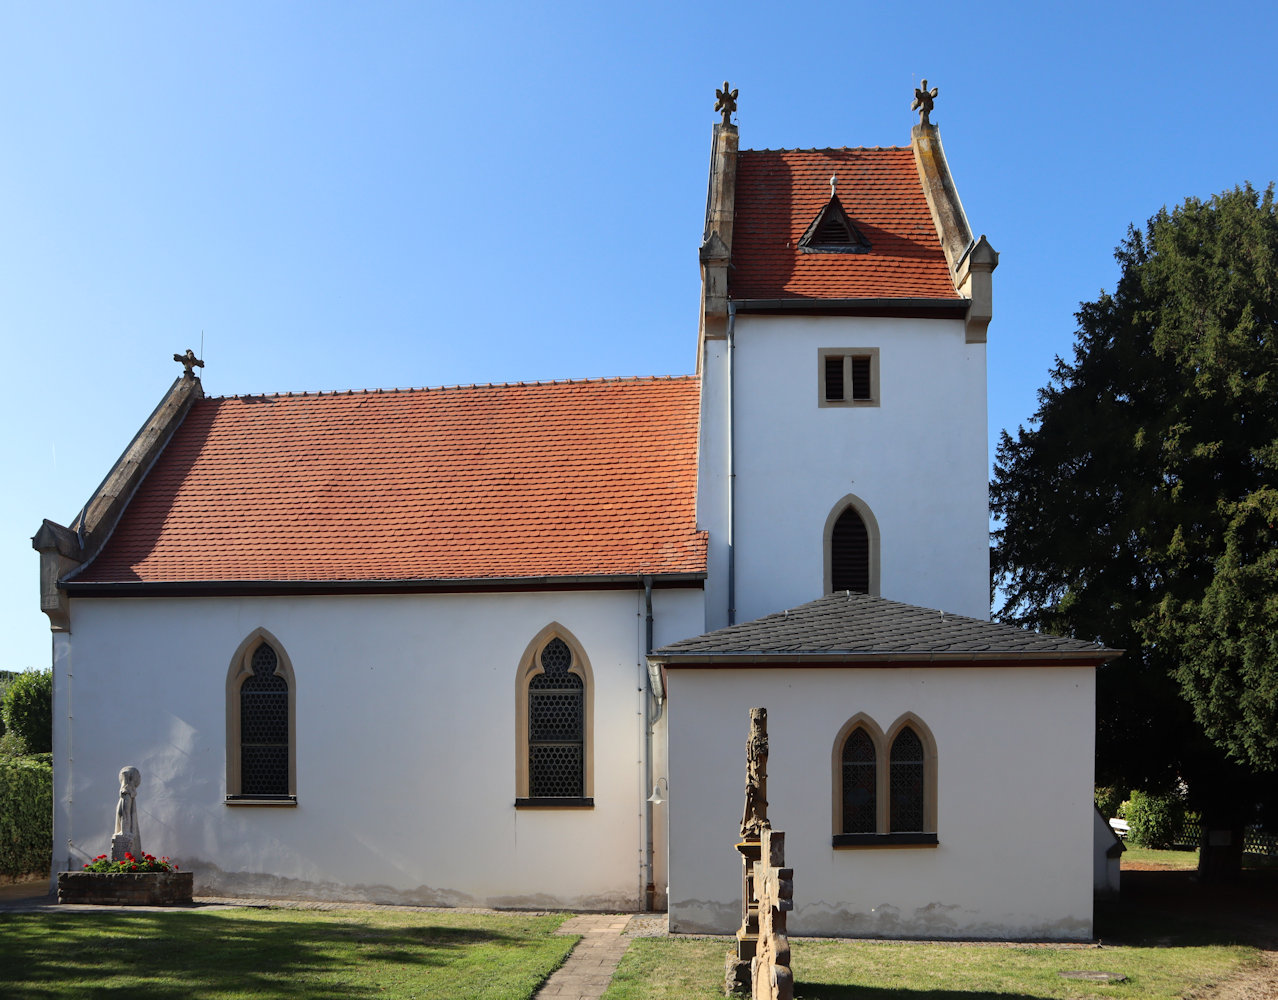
[715,81,739,126]
[912,79,939,126]
[173,349,205,379]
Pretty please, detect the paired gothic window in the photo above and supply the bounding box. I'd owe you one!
[516,628,594,807]
[834,716,936,845]
[226,631,296,804]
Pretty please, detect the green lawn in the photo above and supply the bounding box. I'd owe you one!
[1121,845,1201,869]
[602,937,1256,1000]
[1120,845,1278,870]
[0,908,577,1000]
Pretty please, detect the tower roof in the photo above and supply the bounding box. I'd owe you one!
[729,147,960,302]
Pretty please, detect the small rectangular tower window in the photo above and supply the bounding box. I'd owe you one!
[819,348,879,407]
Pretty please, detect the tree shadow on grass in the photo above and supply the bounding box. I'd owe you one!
[1098,867,1278,948]
[795,988,1051,1000]
[0,910,569,1000]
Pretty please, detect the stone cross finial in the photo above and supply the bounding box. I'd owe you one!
[715,81,739,126]
[173,348,205,379]
[740,707,770,839]
[912,79,939,126]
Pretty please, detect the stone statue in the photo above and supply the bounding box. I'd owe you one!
[111,765,142,860]
[740,707,770,840]
[715,81,739,127]
[912,79,939,126]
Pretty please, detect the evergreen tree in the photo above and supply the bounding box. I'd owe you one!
[1,670,52,756]
[992,184,1278,877]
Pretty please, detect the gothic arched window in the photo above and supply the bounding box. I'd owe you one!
[226,631,296,804]
[516,627,594,807]
[840,727,877,834]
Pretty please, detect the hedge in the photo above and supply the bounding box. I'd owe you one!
[0,754,52,878]
[1124,789,1187,849]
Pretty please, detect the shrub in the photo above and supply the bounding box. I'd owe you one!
[1126,789,1187,849]
[1095,785,1126,819]
[0,753,52,878]
[1,670,52,755]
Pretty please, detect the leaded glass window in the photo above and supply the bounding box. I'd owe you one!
[889,727,925,833]
[241,642,289,796]
[841,728,876,833]
[528,638,583,797]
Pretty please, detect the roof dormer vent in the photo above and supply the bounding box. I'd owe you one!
[798,181,870,254]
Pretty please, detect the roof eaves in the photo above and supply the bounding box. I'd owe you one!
[652,649,1122,667]
[65,571,708,598]
[731,297,967,316]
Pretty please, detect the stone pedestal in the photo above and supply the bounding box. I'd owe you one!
[110,833,134,862]
[725,838,762,996]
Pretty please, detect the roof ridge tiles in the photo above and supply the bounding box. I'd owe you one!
[204,373,698,402]
[740,145,911,154]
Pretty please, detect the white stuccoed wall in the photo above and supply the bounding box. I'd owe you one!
[698,314,989,628]
[50,587,702,906]
[665,665,1096,939]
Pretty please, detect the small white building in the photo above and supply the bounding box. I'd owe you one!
[34,90,1118,937]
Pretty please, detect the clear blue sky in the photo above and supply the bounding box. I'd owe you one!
[3,2,1275,671]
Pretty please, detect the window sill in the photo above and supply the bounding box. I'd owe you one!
[832,832,937,848]
[514,797,594,809]
[226,795,297,807]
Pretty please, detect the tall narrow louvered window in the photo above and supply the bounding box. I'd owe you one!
[528,638,584,798]
[841,728,877,833]
[889,727,926,833]
[240,643,289,796]
[849,356,872,400]
[831,507,870,594]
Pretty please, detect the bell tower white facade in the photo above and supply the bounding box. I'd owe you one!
[696,113,997,629]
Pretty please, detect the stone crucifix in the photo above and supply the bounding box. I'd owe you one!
[111,765,142,861]
[751,828,794,1000]
[728,708,772,996]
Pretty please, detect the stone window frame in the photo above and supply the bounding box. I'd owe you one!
[514,623,594,808]
[831,712,937,847]
[818,347,880,408]
[225,628,297,806]
[823,494,881,597]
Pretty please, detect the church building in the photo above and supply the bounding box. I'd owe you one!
[34,86,1117,939]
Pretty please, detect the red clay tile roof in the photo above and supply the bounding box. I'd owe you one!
[74,377,706,585]
[730,147,959,301]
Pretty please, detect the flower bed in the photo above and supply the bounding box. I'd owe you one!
[58,870,193,905]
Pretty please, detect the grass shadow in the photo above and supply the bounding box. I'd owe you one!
[0,908,575,1000]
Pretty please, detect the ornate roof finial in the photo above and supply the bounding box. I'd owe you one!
[715,80,738,126]
[830,173,838,199]
[912,78,939,126]
[173,348,204,379]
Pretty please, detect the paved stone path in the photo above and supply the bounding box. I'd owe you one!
[537,913,634,1000]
